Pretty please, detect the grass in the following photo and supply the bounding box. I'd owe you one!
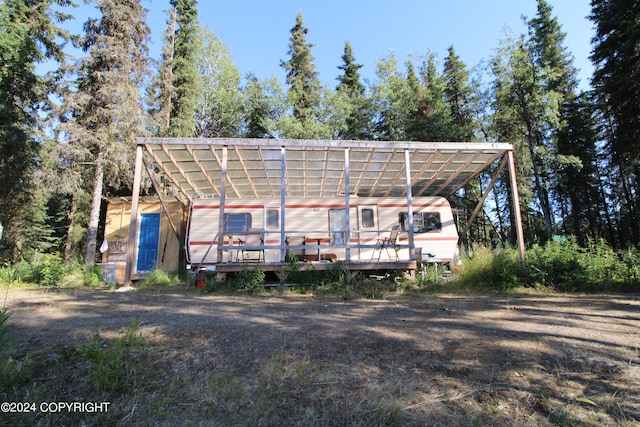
[1,286,639,426]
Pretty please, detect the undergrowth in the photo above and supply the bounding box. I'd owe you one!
[457,238,640,292]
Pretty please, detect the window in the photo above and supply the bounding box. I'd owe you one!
[266,209,279,229]
[361,208,374,228]
[399,212,442,233]
[224,213,251,233]
[329,209,347,245]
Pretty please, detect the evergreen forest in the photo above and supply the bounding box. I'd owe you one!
[0,0,638,288]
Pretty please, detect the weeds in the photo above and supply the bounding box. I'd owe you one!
[200,265,266,293]
[76,319,149,394]
[138,268,173,288]
[0,308,29,390]
[456,240,640,292]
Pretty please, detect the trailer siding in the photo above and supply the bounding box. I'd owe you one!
[187,196,459,267]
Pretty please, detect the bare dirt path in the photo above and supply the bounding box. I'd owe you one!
[3,286,640,426]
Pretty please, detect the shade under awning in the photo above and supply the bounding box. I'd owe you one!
[137,138,512,200]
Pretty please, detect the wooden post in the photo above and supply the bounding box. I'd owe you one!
[280,146,286,262]
[404,149,415,261]
[344,147,351,262]
[124,144,144,286]
[507,150,527,270]
[217,146,228,263]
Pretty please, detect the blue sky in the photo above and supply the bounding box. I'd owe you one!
[75,1,596,90]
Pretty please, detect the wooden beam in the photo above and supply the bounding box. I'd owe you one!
[414,150,458,196]
[507,150,527,270]
[184,144,220,196]
[124,144,144,286]
[404,149,416,261]
[430,150,483,196]
[160,144,201,196]
[216,146,228,262]
[144,145,193,199]
[460,155,508,240]
[142,157,180,240]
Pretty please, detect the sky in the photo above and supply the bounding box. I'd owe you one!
[73,0,596,91]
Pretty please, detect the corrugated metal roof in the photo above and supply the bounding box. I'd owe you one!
[137,138,512,200]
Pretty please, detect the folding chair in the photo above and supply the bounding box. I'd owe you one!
[374,225,401,261]
[239,229,264,262]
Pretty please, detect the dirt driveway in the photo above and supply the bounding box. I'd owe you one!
[3,286,640,426]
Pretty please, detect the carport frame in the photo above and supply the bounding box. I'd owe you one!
[124,138,525,285]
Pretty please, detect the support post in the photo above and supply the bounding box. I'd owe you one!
[507,150,527,270]
[217,146,228,263]
[280,146,286,261]
[124,144,144,286]
[344,148,351,262]
[404,149,415,261]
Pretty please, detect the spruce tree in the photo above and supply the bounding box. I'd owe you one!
[281,13,321,128]
[147,7,177,137]
[590,0,640,161]
[61,0,150,266]
[443,46,475,142]
[243,75,283,139]
[556,93,608,245]
[406,56,451,142]
[336,41,371,140]
[168,0,200,137]
[0,0,73,261]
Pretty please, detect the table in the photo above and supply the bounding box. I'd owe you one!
[305,236,332,261]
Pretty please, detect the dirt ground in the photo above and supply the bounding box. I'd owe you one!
[2,286,640,426]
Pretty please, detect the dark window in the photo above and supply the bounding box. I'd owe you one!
[361,209,374,228]
[224,213,251,233]
[400,212,442,233]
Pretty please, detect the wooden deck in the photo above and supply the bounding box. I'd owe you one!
[195,260,419,281]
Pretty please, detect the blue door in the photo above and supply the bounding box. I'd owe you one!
[137,213,161,272]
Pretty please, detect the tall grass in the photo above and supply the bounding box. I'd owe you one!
[0,253,102,287]
[457,238,640,292]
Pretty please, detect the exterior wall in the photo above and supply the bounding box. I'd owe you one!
[102,199,187,274]
[187,196,459,266]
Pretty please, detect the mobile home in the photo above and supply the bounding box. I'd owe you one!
[120,138,526,285]
[186,195,459,273]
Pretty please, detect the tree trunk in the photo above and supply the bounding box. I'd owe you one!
[63,194,78,262]
[84,145,105,267]
[525,133,554,240]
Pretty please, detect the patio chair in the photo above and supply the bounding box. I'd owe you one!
[373,225,401,261]
[239,229,265,263]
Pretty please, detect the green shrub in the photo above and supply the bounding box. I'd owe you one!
[235,266,266,292]
[139,268,173,288]
[457,246,522,290]
[77,319,149,394]
[31,253,68,286]
[525,238,640,292]
[0,309,30,390]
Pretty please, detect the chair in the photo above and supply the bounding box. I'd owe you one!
[374,225,401,261]
[285,235,306,262]
[239,229,265,263]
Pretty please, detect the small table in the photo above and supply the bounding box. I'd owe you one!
[305,237,332,261]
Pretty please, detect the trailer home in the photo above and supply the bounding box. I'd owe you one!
[187,196,459,270]
[121,138,526,285]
